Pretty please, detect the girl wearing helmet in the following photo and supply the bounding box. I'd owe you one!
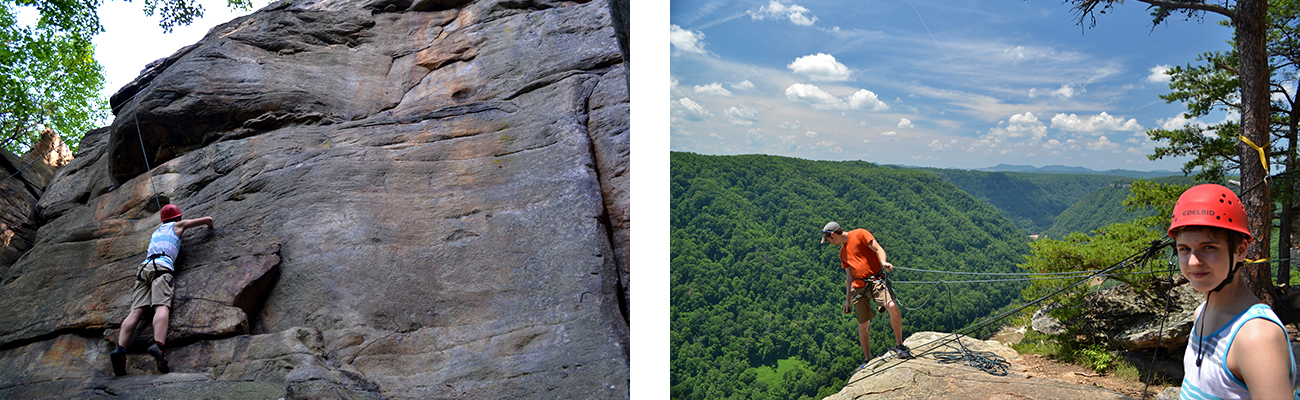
[1171,184,1297,399]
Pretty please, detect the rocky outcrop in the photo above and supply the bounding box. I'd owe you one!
[0,0,628,398]
[1032,282,1201,351]
[826,332,1134,400]
[22,128,74,168]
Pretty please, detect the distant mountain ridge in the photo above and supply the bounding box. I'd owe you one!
[981,163,1180,179]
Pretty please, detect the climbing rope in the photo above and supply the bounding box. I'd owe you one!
[931,336,1011,376]
[928,279,1011,375]
[894,265,1105,277]
[127,90,164,212]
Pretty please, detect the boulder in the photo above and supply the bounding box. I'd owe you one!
[1031,306,1065,336]
[0,0,628,398]
[1078,282,1201,350]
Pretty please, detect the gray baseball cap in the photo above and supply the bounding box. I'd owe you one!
[821,221,842,243]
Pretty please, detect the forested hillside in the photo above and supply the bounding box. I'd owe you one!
[920,168,1140,234]
[671,153,1032,400]
[1039,176,1196,239]
[1037,182,1143,239]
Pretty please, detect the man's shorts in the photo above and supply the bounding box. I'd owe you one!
[850,278,893,324]
[130,262,174,309]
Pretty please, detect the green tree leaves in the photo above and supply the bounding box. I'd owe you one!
[0,1,105,153]
[0,0,255,154]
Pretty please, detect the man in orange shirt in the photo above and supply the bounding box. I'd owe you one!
[822,221,911,368]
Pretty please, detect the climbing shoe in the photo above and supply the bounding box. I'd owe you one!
[110,346,127,377]
[148,343,169,374]
[854,361,870,372]
[892,344,913,359]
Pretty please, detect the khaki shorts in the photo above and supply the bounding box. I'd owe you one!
[850,278,893,324]
[130,263,174,309]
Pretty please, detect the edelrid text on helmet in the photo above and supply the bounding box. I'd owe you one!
[1168,184,1250,241]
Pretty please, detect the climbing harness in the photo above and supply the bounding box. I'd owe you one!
[135,253,174,300]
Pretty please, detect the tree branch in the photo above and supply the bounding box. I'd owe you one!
[1214,61,1240,75]
[1135,0,1235,20]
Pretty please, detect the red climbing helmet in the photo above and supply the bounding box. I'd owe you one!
[1168,184,1251,241]
[160,204,182,222]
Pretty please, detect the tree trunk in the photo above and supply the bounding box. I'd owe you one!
[1236,0,1282,312]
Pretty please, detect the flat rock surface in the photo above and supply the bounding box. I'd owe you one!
[826,332,1136,400]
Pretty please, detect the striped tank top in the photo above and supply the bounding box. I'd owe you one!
[141,222,180,270]
[1181,303,1298,399]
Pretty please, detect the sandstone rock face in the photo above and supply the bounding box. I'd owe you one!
[0,0,628,398]
[825,332,1133,400]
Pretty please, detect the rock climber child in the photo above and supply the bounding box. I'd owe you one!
[110,204,213,376]
[1171,184,1297,398]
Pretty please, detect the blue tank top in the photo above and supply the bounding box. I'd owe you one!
[141,222,180,270]
[1181,303,1298,399]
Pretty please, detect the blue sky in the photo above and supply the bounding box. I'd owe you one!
[92,0,271,103]
[670,0,1239,171]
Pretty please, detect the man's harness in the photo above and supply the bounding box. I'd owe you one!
[852,272,899,305]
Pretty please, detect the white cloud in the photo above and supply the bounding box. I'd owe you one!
[1029,84,1084,99]
[778,120,802,129]
[748,0,818,26]
[788,53,851,82]
[815,140,843,153]
[897,118,913,129]
[785,84,888,111]
[805,130,818,137]
[985,112,1048,143]
[694,83,733,97]
[848,89,888,111]
[724,105,760,126]
[1147,65,1172,83]
[670,25,708,54]
[676,97,713,121]
[731,80,755,90]
[880,131,898,136]
[1158,113,1204,130]
[785,83,844,109]
[1051,112,1143,134]
[1003,45,1056,64]
[1087,135,1119,151]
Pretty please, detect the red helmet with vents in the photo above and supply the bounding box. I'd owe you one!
[160,204,182,222]
[1168,184,1251,241]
